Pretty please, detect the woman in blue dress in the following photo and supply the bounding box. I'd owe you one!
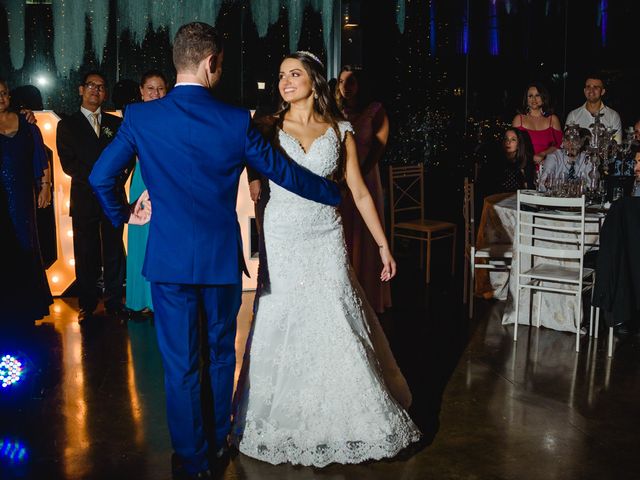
[126,71,168,315]
[0,78,53,326]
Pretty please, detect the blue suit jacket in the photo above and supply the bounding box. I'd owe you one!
[90,85,341,285]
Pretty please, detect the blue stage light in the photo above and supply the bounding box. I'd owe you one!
[0,355,23,388]
[0,438,28,464]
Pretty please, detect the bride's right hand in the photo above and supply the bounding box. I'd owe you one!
[379,245,396,281]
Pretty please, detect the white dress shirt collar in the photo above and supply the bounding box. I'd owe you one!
[580,102,609,115]
[81,106,102,122]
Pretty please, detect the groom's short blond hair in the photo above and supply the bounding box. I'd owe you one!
[173,22,222,73]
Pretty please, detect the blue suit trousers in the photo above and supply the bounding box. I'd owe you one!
[151,281,241,473]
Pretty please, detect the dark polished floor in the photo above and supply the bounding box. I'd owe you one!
[1,257,639,480]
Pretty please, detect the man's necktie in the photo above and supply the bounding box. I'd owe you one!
[91,112,100,137]
[568,162,576,180]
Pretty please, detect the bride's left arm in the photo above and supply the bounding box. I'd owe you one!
[344,132,396,281]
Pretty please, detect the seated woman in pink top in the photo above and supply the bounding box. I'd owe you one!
[512,82,563,165]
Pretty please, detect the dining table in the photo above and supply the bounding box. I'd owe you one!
[475,192,606,333]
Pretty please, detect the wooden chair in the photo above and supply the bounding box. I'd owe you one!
[513,192,596,352]
[389,164,456,284]
[463,178,512,318]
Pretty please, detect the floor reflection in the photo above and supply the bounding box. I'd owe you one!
[55,312,89,478]
[1,265,639,479]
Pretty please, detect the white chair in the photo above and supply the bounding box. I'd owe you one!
[513,192,595,352]
[463,178,513,318]
[389,164,456,284]
[589,302,613,357]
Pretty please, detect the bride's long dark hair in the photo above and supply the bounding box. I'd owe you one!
[259,52,348,182]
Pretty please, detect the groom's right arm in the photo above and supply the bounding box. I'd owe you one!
[90,112,138,227]
[243,115,341,206]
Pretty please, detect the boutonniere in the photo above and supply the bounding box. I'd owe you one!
[101,126,114,138]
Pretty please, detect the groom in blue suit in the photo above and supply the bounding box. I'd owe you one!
[90,22,341,479]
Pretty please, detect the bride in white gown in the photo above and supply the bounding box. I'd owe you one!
[232,51,420,467]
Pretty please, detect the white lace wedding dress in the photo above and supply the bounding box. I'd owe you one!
[233,121,421,467]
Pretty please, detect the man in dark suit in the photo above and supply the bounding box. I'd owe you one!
[57,71,129,323]
[90,23,341,479]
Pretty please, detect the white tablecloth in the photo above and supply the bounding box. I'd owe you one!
[476,193,604,333]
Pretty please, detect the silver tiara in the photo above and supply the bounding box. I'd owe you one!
[296,50,324,68]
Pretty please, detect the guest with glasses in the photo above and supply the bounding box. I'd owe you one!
[56,71,131,323]
[0,78,53,326]
[538,126,594,190]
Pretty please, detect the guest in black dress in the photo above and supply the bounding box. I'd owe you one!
[478,127,535,197]
[0,78,53,326]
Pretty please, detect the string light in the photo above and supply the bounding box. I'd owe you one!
[35,112,75,296]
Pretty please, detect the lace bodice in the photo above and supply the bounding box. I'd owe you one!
[278,121,353,174]
[268,122,353,203]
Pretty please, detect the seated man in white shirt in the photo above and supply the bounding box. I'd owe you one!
[539,128,595,188]
[565,74,622,144]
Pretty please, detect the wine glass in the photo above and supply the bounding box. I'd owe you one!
[612,185,624,202]
[534,168,542,192]
[598,179,607,206]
